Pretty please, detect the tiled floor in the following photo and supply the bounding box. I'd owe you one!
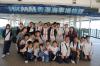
[0,38,100,66]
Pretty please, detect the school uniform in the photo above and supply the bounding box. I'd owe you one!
[34,48,39,58]
[56,28,64,43]
[60,41,70,57]
[50,46,59,61]
[19,39,28,53]
[51,46,59,55]
[25,47,34,61]
[43,50,49,63]
[44,45,52,62]
[27,27,35,35]
[16,32,25,53]
[38,47,44,61]
[83,42,92,56]
[46,45,52,50]
[16,27,24,35]
[2,29,12,54]
[36,26,42,32]
[35,37,43,44]
[80,42,85,59]
[64,27,69,36]
[27,38,34,43]
[50,28,56,42]
[56,41,70,63]
[41,28,48,42]
[70,42,80,62]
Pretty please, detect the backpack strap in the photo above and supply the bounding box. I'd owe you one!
[59,44,61,52]
[64,43,68,51]
[4,30,11,39]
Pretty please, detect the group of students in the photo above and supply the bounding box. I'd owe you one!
[1,22,93,64]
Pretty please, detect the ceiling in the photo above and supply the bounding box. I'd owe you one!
[0,0,100,8]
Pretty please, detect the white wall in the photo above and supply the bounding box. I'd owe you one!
[0,0,100,8]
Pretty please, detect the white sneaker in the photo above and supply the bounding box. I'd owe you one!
[34,59,37,62]
[25,60,28,63]
[76,59,79,64]
[71,60,75,64]
[1,54,6,58]
[6,53,10,55]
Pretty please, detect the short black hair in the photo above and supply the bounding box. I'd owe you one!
[86,35,90,38]
[6,24,10,28]
[39,43,43,47]
[35,30,40,33]
[81,36,85,39]
[46,40,50,43]
[33,39,39,43]
[52,40,57,44]
[64,35,69,39]
[24,34,30,37]
[27,41,33,45]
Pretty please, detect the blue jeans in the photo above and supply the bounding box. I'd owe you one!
[25,52,33,60]
[44,53,49,63]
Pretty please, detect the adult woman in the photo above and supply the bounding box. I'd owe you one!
[68,27,78,43]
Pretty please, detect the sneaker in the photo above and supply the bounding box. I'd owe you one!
[6,53,10,55]
[76,59,79,64]
[71,60,75,64]
[1,54,6,58]
[25,60,28,63]
[34,59,37,62]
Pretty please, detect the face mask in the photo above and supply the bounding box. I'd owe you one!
[6,27,10,29]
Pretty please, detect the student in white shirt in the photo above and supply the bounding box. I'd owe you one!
[50,24,56,42]
[70,37,80,64]
[51,41,59,57]
[35,31,43,44]
[24,41,34,63]
[16,27,28,54]
[60,35,71,63]
[27,33,35,42]
[80,37,85,60]
[56,23,64,43]
[64,24,69,36]
[49,40,59,61]
[35,22,43,32]
[27,22,35,35]
[41,23,48,42]
[2,24,12,58]
[44,40,52,62]
[45,40,52,52]
[33,39,39,62]
[19,34,30,54]
[83,36,92,61]
[38,44,44,61]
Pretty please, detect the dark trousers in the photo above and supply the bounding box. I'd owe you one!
[24,52,34,61]
[80,50,85,60]
[70,51,77,61]
[3,40,11,54]
[56,56,70,63]
[49,51,55,61]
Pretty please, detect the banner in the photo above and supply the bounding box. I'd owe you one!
[0,4,99,16]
